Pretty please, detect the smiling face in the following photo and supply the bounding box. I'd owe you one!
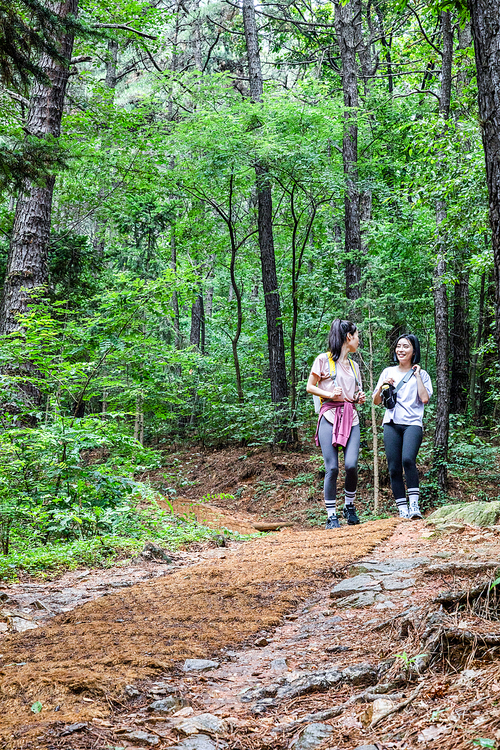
[395,337,414,365]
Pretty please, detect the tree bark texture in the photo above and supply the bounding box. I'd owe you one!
[433,220,450,493]
[242,0,289,420]
[190,293,205,353]
[0,0,78,335]
[431,12,454,493]
[334,0,362,301]
[469,0,500,354]
[450,272,470,414]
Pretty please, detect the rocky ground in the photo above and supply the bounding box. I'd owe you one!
[3,509,500,750]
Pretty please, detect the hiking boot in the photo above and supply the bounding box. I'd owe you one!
[409,501,423,520]
[343,505,360,525]
[398,505,410,519]
[325,515,341,529]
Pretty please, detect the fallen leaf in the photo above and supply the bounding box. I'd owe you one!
[338,715,363,729]
[417,725,449,742]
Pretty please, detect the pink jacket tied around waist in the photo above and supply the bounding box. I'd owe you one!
[315,401,355,448]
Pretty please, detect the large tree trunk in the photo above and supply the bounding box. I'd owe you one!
[334,0,362,302]
[242,0,289,438]
[432,11,453,494]
[469,0,500,355]
[0,0,79,336]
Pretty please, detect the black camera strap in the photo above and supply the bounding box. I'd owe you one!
[395,368,415,392]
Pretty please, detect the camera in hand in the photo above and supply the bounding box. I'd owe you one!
[381,382,397,409]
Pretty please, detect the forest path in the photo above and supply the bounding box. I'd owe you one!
[0,519,397,748]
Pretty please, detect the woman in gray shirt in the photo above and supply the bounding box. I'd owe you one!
[373,334,433,520]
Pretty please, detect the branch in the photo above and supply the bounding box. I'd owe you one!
[392,88,441,102]
[4,90,29,107]
[94,23,158,41]
[71,55,92,64]
[406,5,442,56]
[370,683,423,728]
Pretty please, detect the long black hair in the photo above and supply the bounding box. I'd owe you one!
[328,319,357,361]
[394,333,421,364]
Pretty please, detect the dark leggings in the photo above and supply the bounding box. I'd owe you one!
[383,422,422,499]
[318,418,360,503]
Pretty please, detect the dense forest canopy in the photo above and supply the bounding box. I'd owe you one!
[0,0,499,563]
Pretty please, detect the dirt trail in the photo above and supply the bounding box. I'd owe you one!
[0,519,396,747]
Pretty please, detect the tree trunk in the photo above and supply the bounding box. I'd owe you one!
[450,271,470,414]
[334,0,362,302]
[469,0,500,355]
[476,274,495,421]
[432,11,453,494]
[469,271,486,418]
[105,39,119,90]
[170,225,180,348]
[242,0,289,439]
[190,293,204,353]
[368,321,379,512]
[0,0,79,336]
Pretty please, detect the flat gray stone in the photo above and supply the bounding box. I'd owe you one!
[183,659,219,672]
[348,558,429,576]
[148,697,180,713]
[427,501,500,528]
[354,746,380,750]
[270,658,288,671]
[296,723,333,750]
[341,663,378,686]
[168,735,228,750]
[330,575,381,599]
[336,591,377,608]
[382,577,416,591]
[123,730,159,746]
[177,713,227,736]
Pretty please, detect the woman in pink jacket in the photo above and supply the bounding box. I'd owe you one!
[307,319,366,529]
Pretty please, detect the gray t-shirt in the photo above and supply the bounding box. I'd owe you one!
[374,366,433,427]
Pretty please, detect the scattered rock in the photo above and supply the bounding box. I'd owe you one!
[330,575,382,599]
[295,722,333,750]
[9,616,38,633]
[141,541,173,563]
[382,577,415,591]
[341,663,378,686]
[276,670,342,700]
[335,591,378,608]
[125,684,141,698]
[424,561,500,575]
[325,645,351,653]
[122,729,159,745]
[270,658,288,671]
[177,713,228,736]
[348,558,429,576]
[168,736,228,750]
[183,659,219,672]
[353,746,380,750]
[60,723,87,736]
[255,637,269,647]
[148,697,182,713]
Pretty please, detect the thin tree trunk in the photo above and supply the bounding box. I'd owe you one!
[469,271,486,417]
[469,0,500,355]
[0,0,79,336]
[105,38,119,90]
[170,225,180,348]
[368,322,379,512]
[190,293,204,353]
[450,271,470,414]
[242,0,289,440]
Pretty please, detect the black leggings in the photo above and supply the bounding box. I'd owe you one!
[383,422,422,499]
[318,418,360,503]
